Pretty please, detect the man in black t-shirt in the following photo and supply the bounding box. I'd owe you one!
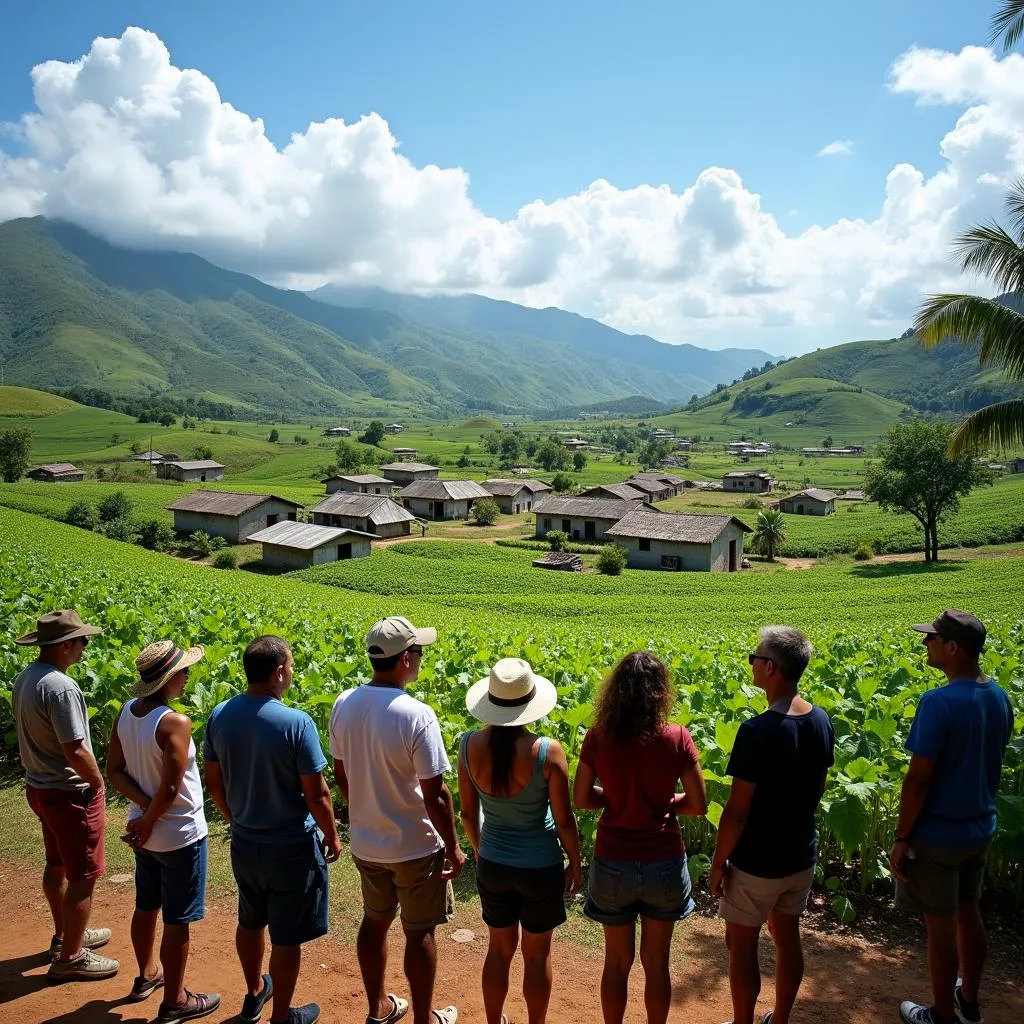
[711,626,835,1024]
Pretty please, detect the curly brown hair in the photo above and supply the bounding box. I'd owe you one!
[592,650,675,743]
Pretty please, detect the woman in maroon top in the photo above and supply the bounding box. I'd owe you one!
[573,651,707,1024]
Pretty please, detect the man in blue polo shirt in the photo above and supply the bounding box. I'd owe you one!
[891,610,1013,1024]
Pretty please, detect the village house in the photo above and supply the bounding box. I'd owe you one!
[385,423,406,434]
[131,450,164,464]
[399,479,491,520]
[628,473,685,500]
[27,462,86,483]
[323,426,351,437]
[481,479,552,514]
[606,509,751,572]
[156,459,225,483]
[165,491,302,543]
[723,470,773,493]
[379,461,439,486]
[580,482,647,501]
[247,520,376,569]
[837,489,866,501]
[533,496,651,543]
[1009,457,1024,473]
[324,474,392,495]
[309,492,416,538]
[562,437,589,451]
[778,488,837,516]
[391,447,418,458]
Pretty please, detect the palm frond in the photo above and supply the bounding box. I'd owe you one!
[948,399,1024,456]
[949,222,1024,291]
[991,1,1024,52]
[1002,177,1024,241]
[915,293,1024,380]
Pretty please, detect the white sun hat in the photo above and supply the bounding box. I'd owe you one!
[465,658,558,727]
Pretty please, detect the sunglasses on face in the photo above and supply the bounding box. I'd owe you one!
[748,652,772,665]
[78,637,90,648]
[408,646,423,657]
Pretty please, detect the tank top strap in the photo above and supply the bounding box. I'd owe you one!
[534,735,551,775]
[459,730,479,792]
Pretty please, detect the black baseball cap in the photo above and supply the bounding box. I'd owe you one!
[912,609,986,655]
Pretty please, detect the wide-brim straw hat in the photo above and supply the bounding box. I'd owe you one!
[466,657,558,727]
[15,609,104,646]
[133,640,205,699]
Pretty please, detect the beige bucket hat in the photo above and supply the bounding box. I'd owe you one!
[133,640,205,699]
[466,658,558,727]
[15,609,104,646]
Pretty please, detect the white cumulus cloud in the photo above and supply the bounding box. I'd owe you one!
[0,28,1022,355]
[818,139,854,157]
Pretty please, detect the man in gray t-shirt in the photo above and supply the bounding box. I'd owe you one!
[12,609,119,981]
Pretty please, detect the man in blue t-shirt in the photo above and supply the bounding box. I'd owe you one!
[204,636,342,1024]
[892,610,1014,1024]
[711,625,835,1024]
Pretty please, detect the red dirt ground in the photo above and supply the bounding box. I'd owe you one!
[1,862,1021,1024]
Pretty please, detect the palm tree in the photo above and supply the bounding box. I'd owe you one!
[992,1,1024,51]
[752,508,786,562]
[913,180,1024,454]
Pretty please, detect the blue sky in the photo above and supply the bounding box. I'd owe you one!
[0,2,1015,352]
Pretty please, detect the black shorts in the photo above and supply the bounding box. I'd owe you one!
[476,856,566,934]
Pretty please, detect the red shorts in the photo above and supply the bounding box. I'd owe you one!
[26,786,106,882]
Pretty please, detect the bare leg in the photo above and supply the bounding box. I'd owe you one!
[638,917,675,1024]
[767,912,804,1024]
[482,925,518,1024]
[956,903,987,1004]
[42,865,66,940]
[59,879,97,961]
[725,921,761,1024]
[600,923,636,1024]
[235,924,266,998]
[520,928,554,1024]
[268,943,301,1023]
[403,927,438,1024]
[130,908,160,981]
[924,914,958,1021]
[160,923,190,1007]
[358,914,396,1020]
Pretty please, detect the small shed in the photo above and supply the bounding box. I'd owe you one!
[391,447,418,458]
[165,491,302,543]
[533,496,651,543]
[385,423,406,434]
[562,438,588,451]
[309,492,416,538]
[157,460,225,483]
[324,474,392,495]
[580,483,648,501]
[606,509,751,572]
[323,426,351,437]
[779,488,837,516]
[723,470,772,493]
[27,462,85,483]
[379,462,439,486]
[400,479,491,520]
[532,552,584,572]
[132,450,164,463]
[247,520,376,570]
[837,489,866,501]
[482,479,548,514]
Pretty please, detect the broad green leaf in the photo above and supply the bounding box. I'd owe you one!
[831,895,856,924]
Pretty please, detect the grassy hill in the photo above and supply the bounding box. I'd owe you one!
[0,386,82,417]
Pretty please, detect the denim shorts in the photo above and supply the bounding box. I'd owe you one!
[584,853,695,926]
[231,832,329,946]
[135,837,207,925]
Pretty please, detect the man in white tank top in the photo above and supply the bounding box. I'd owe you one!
[106,640,220,1022]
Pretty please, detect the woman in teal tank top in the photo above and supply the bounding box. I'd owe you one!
[459,659,582,1024]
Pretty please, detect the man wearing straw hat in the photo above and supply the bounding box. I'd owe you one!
[330,616,463,1024]
[12,609,119,982]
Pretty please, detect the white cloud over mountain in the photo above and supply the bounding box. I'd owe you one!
[1,29,1022,353]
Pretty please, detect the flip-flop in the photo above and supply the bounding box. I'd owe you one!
[128,973,164,1001]
[367,993,410,1024]
[430,1008,458,1024]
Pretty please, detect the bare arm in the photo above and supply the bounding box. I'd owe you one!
[60,739,104,795]
[672,760,709,817]
[890,754,936,881]
[332,757,349,804]
[106,708,152,810]
[572,758,604,810]
[545,740,582,895]
[710,777,756,895]
[125,713,192,848]
[421,773,465,879]
[301,771,342,863]
[203,760,232,823]
[457,747,481,856]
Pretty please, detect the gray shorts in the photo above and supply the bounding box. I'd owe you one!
[718,864,815,927]
[895,840,989,917]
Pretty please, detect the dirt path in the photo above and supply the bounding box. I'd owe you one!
[2,864,1022,1024]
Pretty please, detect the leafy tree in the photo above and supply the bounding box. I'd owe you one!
[109,433,123,447]
[191,444,214,460]
[188,531,213,557]
[546,530,567,552]
[752,509,787,562]
[823,435,834,449]
[128,440,142,456]
[294,435,309,445]
[537,441,571,472]
[182,417,196,430]
[0,428,32,482]
[359,420,386,446]
[97,517,137,542]
[638,439,672,469]
[992,2,1024,52]
[499,433,522,465]
[65,500,98,531]
[550,472,574,493]
[336,441,366,473]
[158,413,177,427]
[457,452,471,468]
[268,428,280,442]
[472,498,500,526]
[95,467,107,481]
[98,490,133,522]
[597,544,627,575]
[137,519,176,551]
[865,420,992,562]
[572,451,588,472]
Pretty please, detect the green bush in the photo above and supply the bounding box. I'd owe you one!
[213,549,237,569]
[597,545,627,575]
[472,498,500,526]
[65,500,98,531]
[208,536,227,552]
[546,530,567,552]
[137,519,177,552]
[96,517,137,542]
[188,531,213,557]
[97,490,133,522]
[853,542,874,561]
[742,496,764,509]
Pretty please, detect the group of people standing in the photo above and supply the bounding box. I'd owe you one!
[10,605,1014,1024]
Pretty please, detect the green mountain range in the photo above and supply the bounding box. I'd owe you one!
[0,217,772,417]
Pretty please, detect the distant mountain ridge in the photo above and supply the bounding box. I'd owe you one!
[0,217,773,416]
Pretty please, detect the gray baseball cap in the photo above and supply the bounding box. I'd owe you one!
[366,615,437,658]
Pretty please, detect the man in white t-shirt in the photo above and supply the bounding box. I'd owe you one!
[330,616,464,1024]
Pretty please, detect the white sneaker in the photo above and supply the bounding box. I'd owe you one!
[48,948,120,982]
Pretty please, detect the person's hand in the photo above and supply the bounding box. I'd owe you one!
[123,816,153,849]
[322,833,343,863]
[710,861,728,897]
[442,846,466,880]
[564,860,582,897]
[889,840,910,882]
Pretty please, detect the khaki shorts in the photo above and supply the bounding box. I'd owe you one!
[719,864,814,927]
[895,840,989,917]
[353,850,454,931]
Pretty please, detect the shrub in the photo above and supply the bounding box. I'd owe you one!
[97,517,137,542]
[191,445,214,460]
[98,490,133,522]
[551,472,574,493]
[209,536,227,551]
[189,531,213,557]
[853,542,873,561]
[547,530,567,552]
[742,496,764,509]
[597,545,627,575]
[268,429,280,442]
[472,499,500,526]
[65,500,98,531]
[137,519,177,551]
[213,549,237,569]
[94,467,107,481]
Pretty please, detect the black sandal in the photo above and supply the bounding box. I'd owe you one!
[157,990,222,1022]
[128,973,164,1001]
